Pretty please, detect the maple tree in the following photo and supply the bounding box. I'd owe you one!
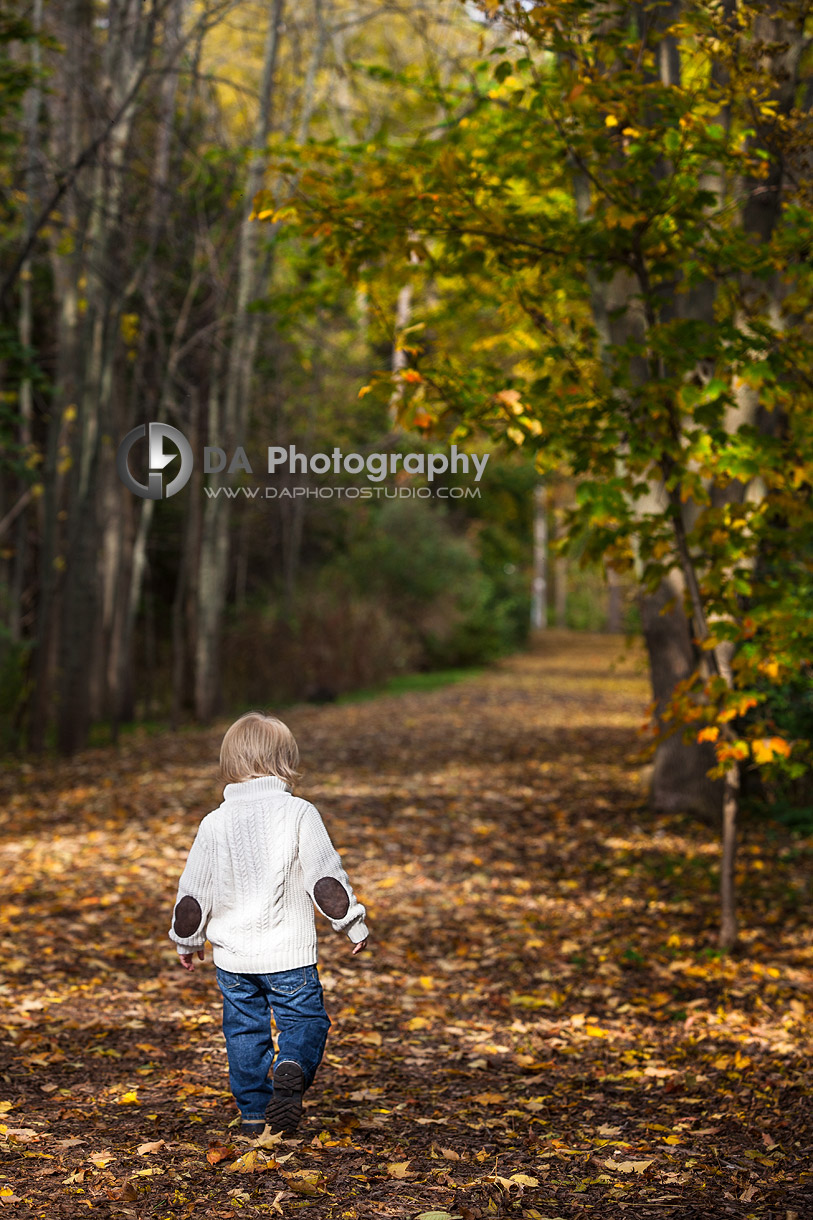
[0,637,811,1217]
[262,0,813,948]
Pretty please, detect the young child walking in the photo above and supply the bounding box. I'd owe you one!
[169,712,368,1136]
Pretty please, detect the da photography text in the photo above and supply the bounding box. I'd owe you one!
[116,423,490,501]
[205,443,490,483]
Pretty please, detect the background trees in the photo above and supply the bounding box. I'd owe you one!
[1,0,542,753]
[266,0,813,943]
[2,0,812,944]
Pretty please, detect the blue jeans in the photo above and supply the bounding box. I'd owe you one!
[215,964,331,1123]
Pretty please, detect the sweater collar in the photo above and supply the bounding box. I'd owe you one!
[223,775,292,801]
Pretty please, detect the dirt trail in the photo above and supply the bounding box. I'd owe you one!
[0,633,810,1218]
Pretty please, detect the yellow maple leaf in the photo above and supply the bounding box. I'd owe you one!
[697,726,719,743]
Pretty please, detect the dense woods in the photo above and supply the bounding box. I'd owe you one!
[1,0,543,754]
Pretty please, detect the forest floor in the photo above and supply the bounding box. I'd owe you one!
[0,632,811,1220]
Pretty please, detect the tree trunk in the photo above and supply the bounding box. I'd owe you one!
[605,565,622,633]
[639,573,723,819]
[194,0,286,721]
[719,762,740,950]
[531,483,547,631]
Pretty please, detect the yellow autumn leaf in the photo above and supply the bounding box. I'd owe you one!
[282,1170,324,1195]
[605,114,619,127]
[584,1025,609,1038]
[472,1091,505,1105]
[510,1173,540,1186]
[0,1103,12,1115]
[607,1158,654,1173]
[752,736,791,764]
[697,726,719,743]
[386,1160,413,1178]
[117,1090,139,1105]
[226,1149,274,1173]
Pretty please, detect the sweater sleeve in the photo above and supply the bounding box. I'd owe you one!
[169,819,215,955]
[297,801,368,943]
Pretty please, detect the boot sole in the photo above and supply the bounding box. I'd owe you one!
[265,1060,304,1134]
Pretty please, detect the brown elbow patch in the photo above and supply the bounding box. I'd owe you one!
[173,895,203,938]
[313,877,349,919]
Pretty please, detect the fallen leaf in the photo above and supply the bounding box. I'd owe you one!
[136,1139,165,1155]
[386,1160,413,1178]
[226,1149,273,1173]
[282,1169,324,1195]
[88,1151,115,1168]
[606,1159,655,1174]
[207,1143,236,1166]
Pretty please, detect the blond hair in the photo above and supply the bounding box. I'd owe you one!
[220,712,301,785]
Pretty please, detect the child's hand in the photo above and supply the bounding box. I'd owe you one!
[351,938,368,956]
[179,949,205,972]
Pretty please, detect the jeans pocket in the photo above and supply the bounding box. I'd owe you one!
[216,968,244,992]
[269,966,307,995]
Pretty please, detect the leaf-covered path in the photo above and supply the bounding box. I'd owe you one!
[1,633,811,1219]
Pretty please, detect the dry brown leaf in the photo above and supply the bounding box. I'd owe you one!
[207,1143,237,1166]
[136,1139,165,1155]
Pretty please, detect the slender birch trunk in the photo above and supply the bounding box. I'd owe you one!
[531,483,548,631]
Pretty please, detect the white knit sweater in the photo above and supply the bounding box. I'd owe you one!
[169,776,368,973]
